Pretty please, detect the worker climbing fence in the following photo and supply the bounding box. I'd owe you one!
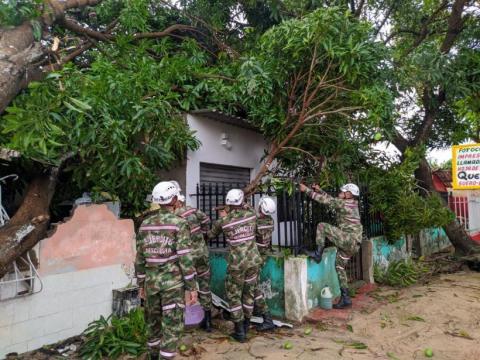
[192,182,384,252]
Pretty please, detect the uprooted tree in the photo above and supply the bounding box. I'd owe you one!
[1,0,480,278]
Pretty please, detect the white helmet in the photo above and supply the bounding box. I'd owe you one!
[226,189,244,206]
[340,183,360,196]
[151,181,179,204]
[170,180,182,192]
[259,197,276,215]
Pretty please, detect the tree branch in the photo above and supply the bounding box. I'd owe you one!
[440,0,469,54]
[354,0,366,18]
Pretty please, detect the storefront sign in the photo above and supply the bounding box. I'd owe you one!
[452,144,480,189]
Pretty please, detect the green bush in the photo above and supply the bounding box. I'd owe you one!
[80,308,147,360]
[374,259,429,288]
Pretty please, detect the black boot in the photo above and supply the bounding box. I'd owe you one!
[256,312,275,332]
[222,308,231,321]
[333,287,352,309]
[243,317,251,334]
[231,321,246,343]
[149,353,159,360]
[304,245,324,263]
[200,310,212,332]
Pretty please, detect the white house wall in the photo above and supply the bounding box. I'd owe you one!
[185,114,267,201]
[185,114,280,245]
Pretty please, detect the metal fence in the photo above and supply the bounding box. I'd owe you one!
[192,183,385,280]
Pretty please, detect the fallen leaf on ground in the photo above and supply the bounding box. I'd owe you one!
[406,316,425,322]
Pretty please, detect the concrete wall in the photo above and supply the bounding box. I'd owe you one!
[417,228,452,257]
[307,248,341,309]
[0,204,136,359]
[371,236,408,269]
[209,249,285,318]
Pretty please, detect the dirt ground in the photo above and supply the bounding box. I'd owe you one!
[10,271,480,360]
[181,271,480,360]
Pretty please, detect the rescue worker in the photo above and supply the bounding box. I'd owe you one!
[207,189,262,342]
[299,183,362,309]
[135,181,198,360]
[170,181,213,332]
[254,197,276,332]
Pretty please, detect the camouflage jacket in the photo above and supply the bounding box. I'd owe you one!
[207,207,262,271]
[174,205,210,244]
[135,207,197,291]
[306,188,363,234]
[256,215,274,256]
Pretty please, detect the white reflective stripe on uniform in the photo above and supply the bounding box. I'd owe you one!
[201,218,210,224]
[255,294,263,300]
[191,226,201,233]
[162,303,176,311]
[177,248,192,255]
[160,350,177,358]
[181,209,196,217]
[198,269,210,277]
[245,274,257,283]
[228,235,255,245]
[147,339,161,347]
[140,225,179,231]
[256,242,268,247]
[338,254,350,260]
[184,272,196,280]
[243,303,254,309]
[336,265,345,270]
[198,290,211,295]
[137,274,146,278]
[146,255,178,263]
[257,225,274,230]
[230,305,242,312]
[222,215,257,229]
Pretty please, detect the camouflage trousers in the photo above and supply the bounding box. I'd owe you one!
[192,240,212,310]
[253,255,268,315]
[145,285,185,359]
[226,265,259,322]
[316,223,360,288]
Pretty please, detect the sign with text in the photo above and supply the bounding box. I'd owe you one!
[452,144,480,190]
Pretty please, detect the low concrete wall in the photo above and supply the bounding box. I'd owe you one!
[372,236,408,269]
[307,248,340,309]
[0,204,136,359]
[209,249,285,318]
[417,228,452,257]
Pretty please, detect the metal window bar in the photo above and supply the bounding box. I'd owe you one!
[0,252,43,301]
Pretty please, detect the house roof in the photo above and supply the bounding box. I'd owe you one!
[432,169,452,191]
[190,109,260,133]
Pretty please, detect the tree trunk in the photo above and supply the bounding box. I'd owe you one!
[0,172,58,279]
[0,23,45,114]
[415,157,480,256]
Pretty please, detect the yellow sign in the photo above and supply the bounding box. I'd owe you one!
[452,143,480,190]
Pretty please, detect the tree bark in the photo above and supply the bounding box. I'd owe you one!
[415,157,480,256]
[0,171,59,279]
[0,23,44,113]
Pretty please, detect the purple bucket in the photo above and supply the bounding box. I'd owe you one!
[185,303,204,325]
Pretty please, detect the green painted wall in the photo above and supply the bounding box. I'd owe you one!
[209,249,285,318]
[306,248,340,309]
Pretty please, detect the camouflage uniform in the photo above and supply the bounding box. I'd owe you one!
[135,208,197,360]
[207,207,262,322]
[175,205,212,310]
[306,188,363,288]
[254,215,274,314]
